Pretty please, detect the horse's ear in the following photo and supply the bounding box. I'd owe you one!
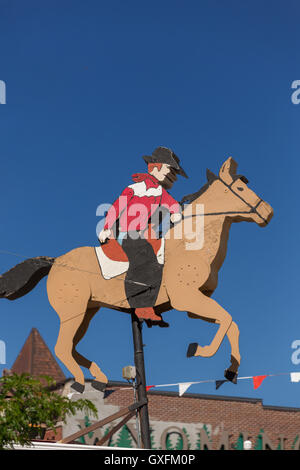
[219,157,238,184]
[206,169,217,184]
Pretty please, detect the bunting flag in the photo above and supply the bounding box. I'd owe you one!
[179,382,193,396]
[126,370,300,397]
[253,375,268,390]
[290,372,300,383]
[215,379,228,390]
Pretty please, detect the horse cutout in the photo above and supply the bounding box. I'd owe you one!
[0,157,273,392]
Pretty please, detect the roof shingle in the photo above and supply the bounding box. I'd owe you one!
[11,328,66,384]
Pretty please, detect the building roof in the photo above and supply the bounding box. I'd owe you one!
[11,328,66,384]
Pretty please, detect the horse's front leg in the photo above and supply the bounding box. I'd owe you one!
[169,289,232,357]
[187,311,240,363]
[188,312,241,378]
[225,320,241,374]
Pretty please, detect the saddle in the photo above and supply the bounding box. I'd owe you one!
[95,226,165,280]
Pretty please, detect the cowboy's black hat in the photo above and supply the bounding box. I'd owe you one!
[143,147,188,178]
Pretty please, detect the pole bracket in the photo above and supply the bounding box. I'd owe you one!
[128,398,148,411]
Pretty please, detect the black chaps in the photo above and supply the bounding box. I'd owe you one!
[121,232,163,308]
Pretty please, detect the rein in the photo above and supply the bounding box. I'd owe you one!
[180,176,267,225]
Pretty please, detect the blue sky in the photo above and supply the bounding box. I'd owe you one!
[0,0,300,407]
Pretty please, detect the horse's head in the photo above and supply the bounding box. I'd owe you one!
[206,157,273,227]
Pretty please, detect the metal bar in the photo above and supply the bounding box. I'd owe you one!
[133,379,141,448]
[60,400,145,444]
[96,411,135,446]
[131,313,151,449]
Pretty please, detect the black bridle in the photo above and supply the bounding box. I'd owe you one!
[181,175,268,225]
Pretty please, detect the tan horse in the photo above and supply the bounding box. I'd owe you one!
[0,157,273,392]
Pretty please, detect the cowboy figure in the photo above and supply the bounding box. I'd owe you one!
[99,146,188,324]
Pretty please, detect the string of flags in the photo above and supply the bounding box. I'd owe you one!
[120,371,300,397]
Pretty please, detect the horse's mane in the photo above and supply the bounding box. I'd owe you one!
[180,169,248,206]
[180,182,210,206]
[180,169,217,206]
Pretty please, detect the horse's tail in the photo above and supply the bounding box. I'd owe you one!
[0,257,55,300]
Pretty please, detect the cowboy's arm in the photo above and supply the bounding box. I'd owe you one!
[161,190,182,223]
[99,187,134,243]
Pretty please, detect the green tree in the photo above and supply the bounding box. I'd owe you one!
[233,433,244,450]
[182,427,191,450]
[165,433,174,450]
[0,373,97,449]
[291,435,299,450]
[196,432,200,449]
[77,415,94,444]
[165,429,191,450]
[103,426,116,447]
[174,428,190,450]
[196,424,211,450]
[150,427,156,449]
[116,425,133,448]
[254,429,264,450]
[175,432,183,450]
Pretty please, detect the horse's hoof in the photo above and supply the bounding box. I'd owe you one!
[187,343,198,357]
[91,380,107,392]
[224,369,238,384]
[71,381,85,393]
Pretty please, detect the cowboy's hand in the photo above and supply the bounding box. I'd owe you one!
[170,213,182,224]
[99,229,112,244]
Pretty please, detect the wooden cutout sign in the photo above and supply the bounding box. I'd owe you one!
[0,156,273,392]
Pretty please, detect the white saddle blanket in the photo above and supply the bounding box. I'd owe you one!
[95,238,165,280]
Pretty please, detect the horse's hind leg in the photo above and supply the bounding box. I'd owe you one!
[55,312,88,392]
[47,262,93,392]
[72,307,108,389]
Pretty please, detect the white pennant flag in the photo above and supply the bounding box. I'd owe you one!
[290,372,300,383]
[179,382,193,396]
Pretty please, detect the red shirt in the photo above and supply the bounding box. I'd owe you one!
[104,173,181,232]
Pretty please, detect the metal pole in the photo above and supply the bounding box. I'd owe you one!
[131,313,151,449]
[133,378,141,448]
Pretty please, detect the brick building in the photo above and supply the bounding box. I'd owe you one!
[6,328,300,450]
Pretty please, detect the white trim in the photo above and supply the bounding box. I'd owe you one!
[128,181,162,197]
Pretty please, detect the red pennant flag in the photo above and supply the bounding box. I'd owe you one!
[146,385,155,391]
[253,375,268,390]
